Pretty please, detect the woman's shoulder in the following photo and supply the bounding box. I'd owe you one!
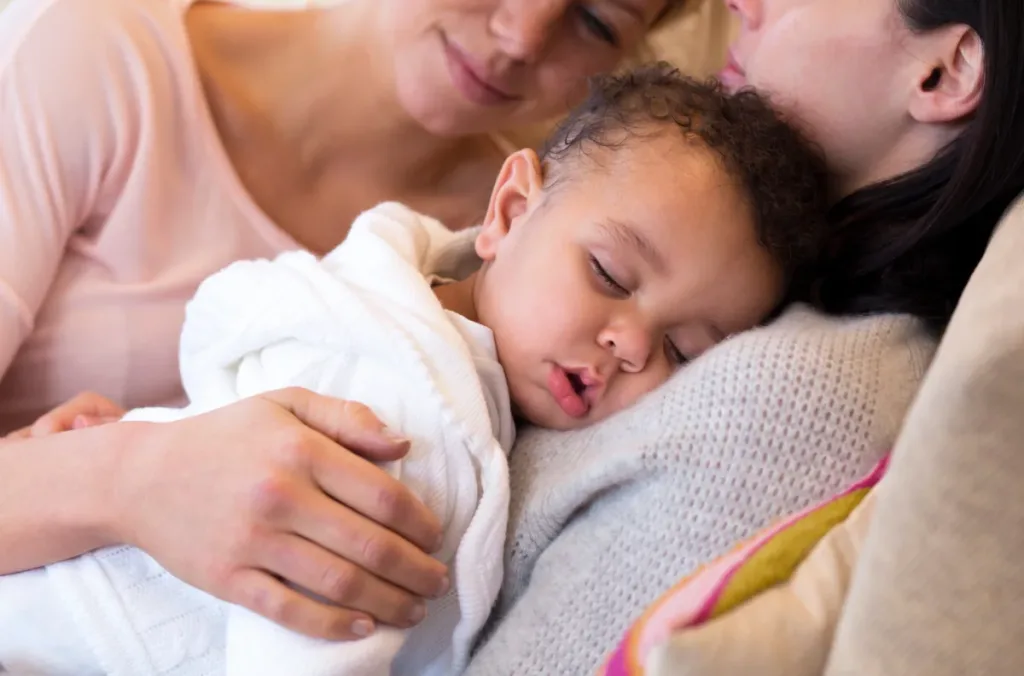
[714,304,935,405]
[641,305,936,463]
[1,0,193,91]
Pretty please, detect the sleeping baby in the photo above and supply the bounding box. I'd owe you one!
[0,64,828,676]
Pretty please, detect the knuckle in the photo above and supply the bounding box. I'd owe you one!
[273,428,314,469]
[205,558,238,591]
[246,475,295,523]
[371,484,406,522]
[319,563,363,604]
[249,584,293,624]
[359,533,398,572]
[339,400,375,427]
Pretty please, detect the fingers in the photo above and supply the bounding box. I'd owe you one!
[258,532,431,630]
[261,388,443,553]
[294,491,448,600]
[31,392,125,436]
[2,426,32,442]
[264,388,410,462]
[229,568,376,641]
[307,439,443,555]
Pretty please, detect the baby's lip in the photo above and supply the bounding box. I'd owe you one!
[563,365,605,403]
[547,365,591,419]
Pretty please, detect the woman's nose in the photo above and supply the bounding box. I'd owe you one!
[725,0,764,31]
[599,325,654,374]
[489,0,564,63]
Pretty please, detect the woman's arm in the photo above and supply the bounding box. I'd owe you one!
[0,388,449,640]
[0,1,448,642]
[467,309,934,675]
[0,0,116,379]
[0,419,124,570]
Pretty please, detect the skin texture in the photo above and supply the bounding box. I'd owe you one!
[0,0,673,642]
[187,0,674,244]
[722,0,983,197]
[436,139,783,431]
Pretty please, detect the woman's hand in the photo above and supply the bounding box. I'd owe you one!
[3,391,125,441]
[111,388,447,641]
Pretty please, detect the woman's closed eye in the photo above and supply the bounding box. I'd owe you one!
[575,4,619,46]
[589,255,629,296]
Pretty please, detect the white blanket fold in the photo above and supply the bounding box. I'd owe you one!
[0,203,512,676]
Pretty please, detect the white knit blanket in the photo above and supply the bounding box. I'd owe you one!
[0,203,513,676]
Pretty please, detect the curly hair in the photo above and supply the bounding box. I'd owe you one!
[540,63,829,278]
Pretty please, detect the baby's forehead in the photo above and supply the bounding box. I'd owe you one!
[547,130,738,191]
[545,142,749,226]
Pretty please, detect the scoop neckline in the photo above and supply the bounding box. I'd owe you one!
[173,0,302,254]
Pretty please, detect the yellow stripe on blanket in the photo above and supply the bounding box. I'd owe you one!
[600,454,889,676]
[709,487,871,619]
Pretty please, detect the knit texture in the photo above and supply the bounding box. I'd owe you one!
[466,305,934,675]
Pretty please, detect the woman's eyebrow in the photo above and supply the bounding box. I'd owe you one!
[598,218,665,273]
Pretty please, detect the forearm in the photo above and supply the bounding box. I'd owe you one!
[0,423,129,573]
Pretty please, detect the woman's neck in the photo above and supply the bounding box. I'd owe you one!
[836,122,964,200]
[187,1,482,191]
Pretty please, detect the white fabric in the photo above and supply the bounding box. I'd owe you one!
[0,203,513,676]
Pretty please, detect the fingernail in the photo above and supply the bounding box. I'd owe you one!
[407,603,427,625]
[382,427,409,444]
[435,575,450,597]
[352,619,375,637]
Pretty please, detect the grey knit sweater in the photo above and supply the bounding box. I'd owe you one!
[465,305,935,675]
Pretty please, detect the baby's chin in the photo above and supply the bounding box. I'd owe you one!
[510,396,604,432]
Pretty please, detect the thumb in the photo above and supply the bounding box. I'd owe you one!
[262,388,411,462]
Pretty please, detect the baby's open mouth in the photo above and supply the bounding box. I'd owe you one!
[567,371,587,397]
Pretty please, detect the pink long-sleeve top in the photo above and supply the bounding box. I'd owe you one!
[0,0,299,432]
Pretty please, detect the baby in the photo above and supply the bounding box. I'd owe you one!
[0,65,827,676]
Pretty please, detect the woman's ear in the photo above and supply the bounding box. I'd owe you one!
[476,149,545,261]
[908,25,984,124]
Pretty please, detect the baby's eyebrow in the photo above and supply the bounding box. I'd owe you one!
[607,0,647,22]
[598,218,665,273]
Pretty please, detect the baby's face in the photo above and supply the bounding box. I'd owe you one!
[474,137,784,430]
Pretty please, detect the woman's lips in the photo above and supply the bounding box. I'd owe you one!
[442,36,519,107]
[547,365,590,419]
[718,49,748,91]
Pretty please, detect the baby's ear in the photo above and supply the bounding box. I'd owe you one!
[476,149,544,260]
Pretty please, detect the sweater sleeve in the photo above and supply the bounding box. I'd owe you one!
[466,308,934,676]
[0,0,135,378]
[824,196,1024,676]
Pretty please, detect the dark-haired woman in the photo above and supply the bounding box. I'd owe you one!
[464,0,1024,672]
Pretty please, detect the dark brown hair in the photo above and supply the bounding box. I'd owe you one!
[811,0,1024,335]
[541,63,830,278]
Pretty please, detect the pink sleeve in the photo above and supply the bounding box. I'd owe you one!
[0,0,135,376]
